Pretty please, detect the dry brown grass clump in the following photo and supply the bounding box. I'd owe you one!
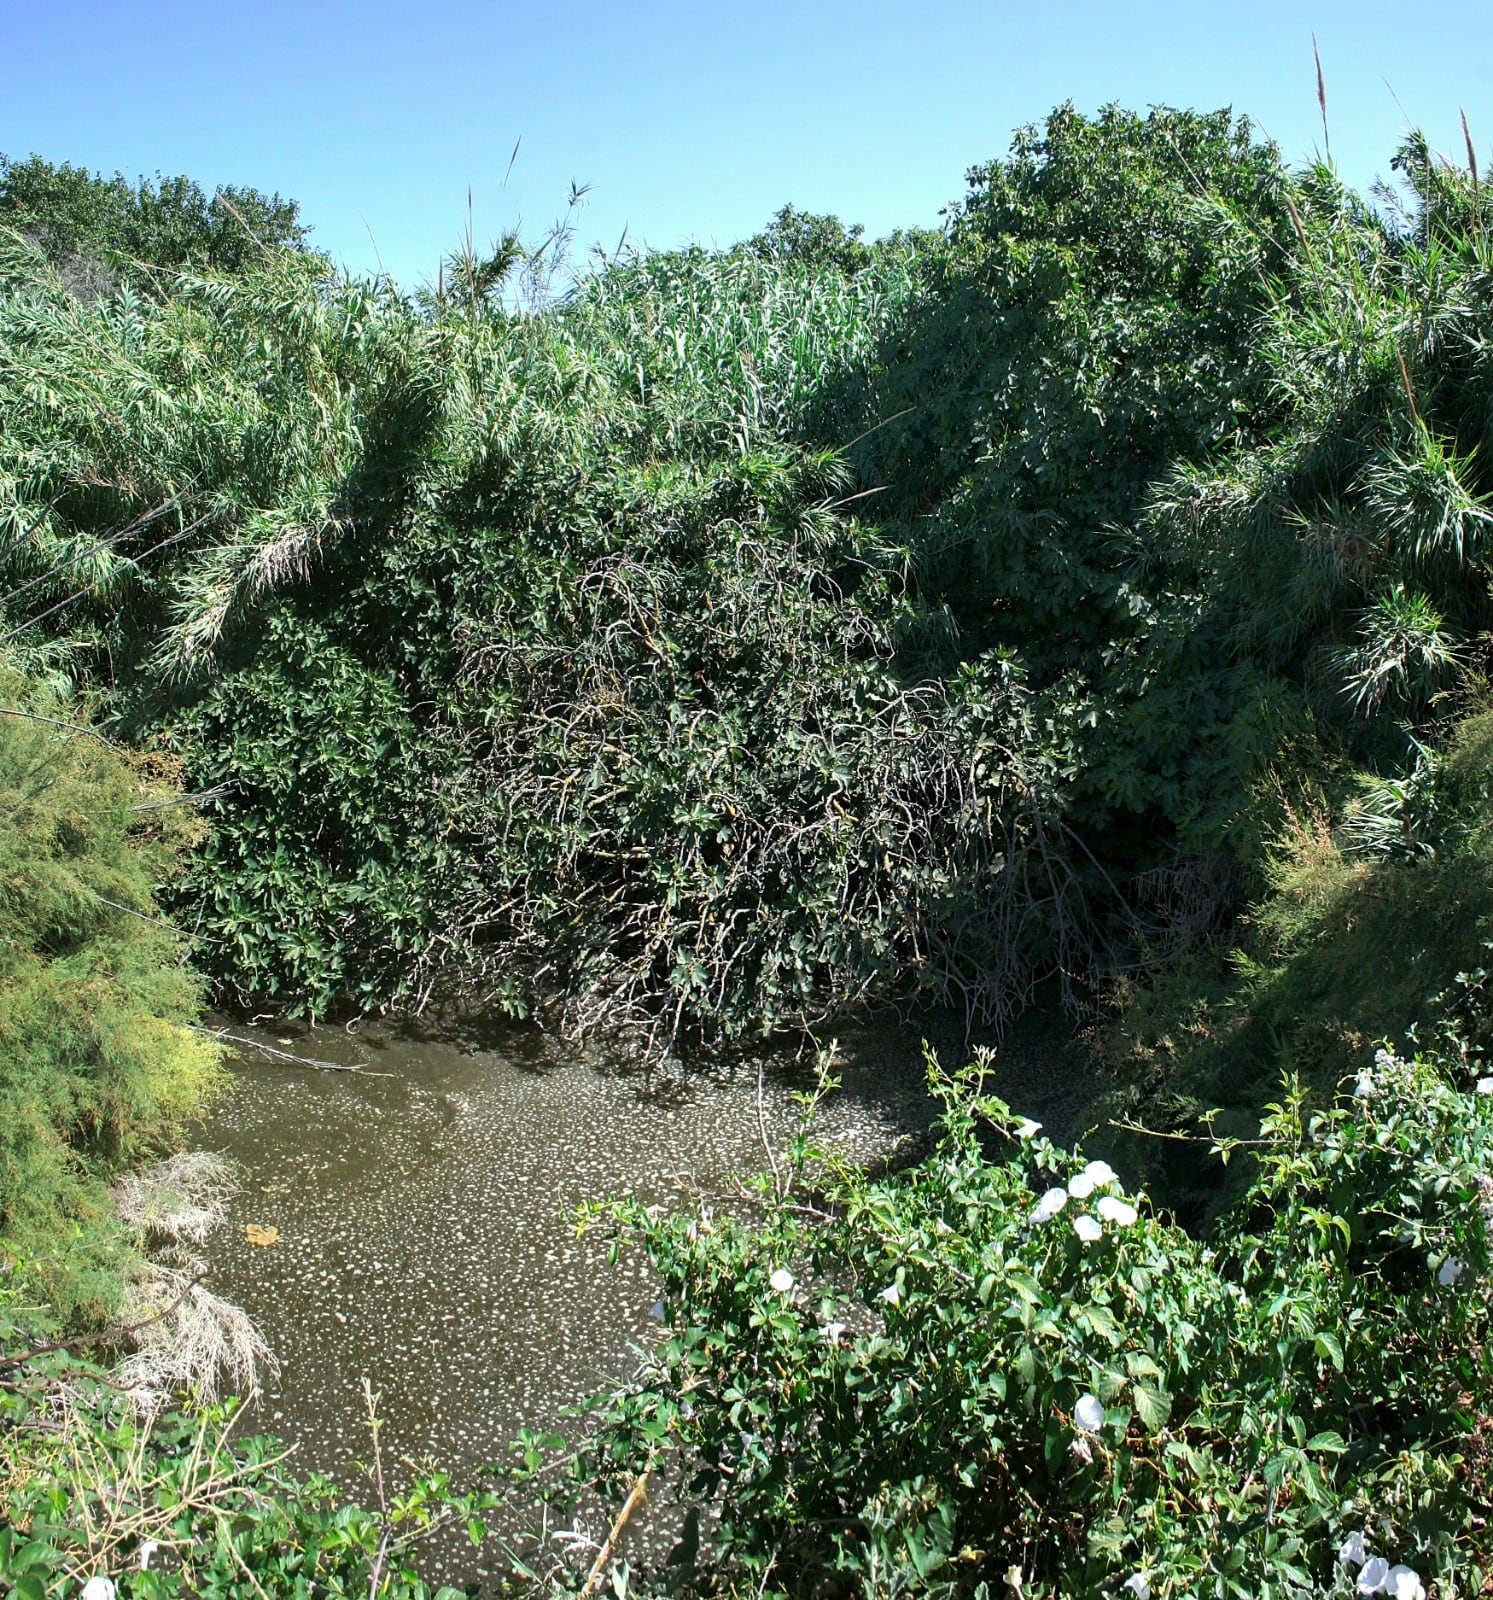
[109,1151,277,1410]
[112,1249,278,1412]
[111,1150,239,1245]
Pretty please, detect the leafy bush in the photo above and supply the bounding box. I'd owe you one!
[1143,139,1493,717]
[0,664,220,1319]
[1091,698,1493,1219]
[0,152,311,291]
[554,1049,1492,1597]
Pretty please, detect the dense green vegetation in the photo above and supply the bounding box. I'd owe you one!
[5,1048,1489,1596]
[566,1052,1493,1597]
[4,103,1493,1594]
[0,153,309,291]
[0,110,1305,1041]
[0,673,220,1319]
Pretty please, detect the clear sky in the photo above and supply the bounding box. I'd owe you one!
[5,1,1492,290]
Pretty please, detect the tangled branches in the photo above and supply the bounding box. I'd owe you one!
[431,466,1104,1050]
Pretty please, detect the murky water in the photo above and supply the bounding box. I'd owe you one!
[194,1007,1091,1579]
[197,1021,932,1477]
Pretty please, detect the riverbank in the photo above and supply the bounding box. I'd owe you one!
[192,1007,1101,1486]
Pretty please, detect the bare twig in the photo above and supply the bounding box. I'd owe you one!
[579,1463,653,1597]
[0,705,122,748]
[191,1025,369,1072]
[0,1273,209,1378]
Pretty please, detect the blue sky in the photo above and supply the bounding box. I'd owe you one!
[6,1,1492,289]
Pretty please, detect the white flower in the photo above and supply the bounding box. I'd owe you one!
[1386,1567,1425,1600]
[769,1268,795,1294]
[1358,1556,1389,1594]
[1476,1077,1493,1095]
[1068,1172,1096,1200]
[1438,1255,1465,1286]
[1073,1214,1104,1243]
[1122,1575,1152,1600]
[1032,1186,1068,1221]
[138,1541,161,1571]
[822,1320,847,1344]
[647,1299,666,1320]
[879,1282,901,1306]
[1082,1159,1117,1188]
[1015,1117,1043,1138]
[1074,1393,1104,1432]
[82,1581,117,1600]
[1354,1072,1376,1099]
[1339,1531,1368,1567]
[1097,1195,1139,1227]
[1374,1046,1395,1070]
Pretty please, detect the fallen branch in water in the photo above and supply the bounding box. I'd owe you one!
[192,1026,368,1072]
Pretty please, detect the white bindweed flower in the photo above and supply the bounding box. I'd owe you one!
[137,1542,160,1572]
[1438,1256,1465,1286]
[1081,1159,1117,1188]
[1097,1195,1139,1227]
[81,1581,116,1600]
[879,1282,901,1307]
[1032,1186,1068,1221]
[1068,1172,1096,1200]
[1477,1077,1493,1095]
[1354,1072,1376,1098]
[1358,1556,1389,1594]
[1074,1214,1104,1243]
[647,1300,666,1320]
[1338,1531,1368,1567]
[1386,1566,1425,1600]
[822,1320,847,1344]
[1015,1117,1043,1139]
[769,1268,795,1294]
[1122,1574,1152,1600]
[1074,1393,1104,1433]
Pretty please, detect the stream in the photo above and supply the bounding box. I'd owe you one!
[192,1007,1093,1577]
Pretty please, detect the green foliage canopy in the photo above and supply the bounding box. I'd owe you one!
[0,152,311,291]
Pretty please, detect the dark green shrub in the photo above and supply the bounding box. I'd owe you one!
[556,1049,1492,1596]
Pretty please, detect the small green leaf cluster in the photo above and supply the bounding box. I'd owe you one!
[0,1352,489,1600]
[162,613,471,1018]
[557,1049,1492,1596]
